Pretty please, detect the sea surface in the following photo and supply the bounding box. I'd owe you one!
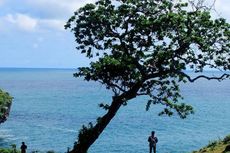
[0,68,230,153]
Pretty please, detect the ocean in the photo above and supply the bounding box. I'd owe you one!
[0,68,230,153]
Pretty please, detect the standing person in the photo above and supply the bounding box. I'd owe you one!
[148,131,158,153]
[20,142,27,153]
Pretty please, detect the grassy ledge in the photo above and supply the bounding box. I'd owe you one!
[0,148,56,153]
[1,135,230,153]
[192,134,230,153]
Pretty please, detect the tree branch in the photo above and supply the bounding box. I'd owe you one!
[99,80,127,93]
[179,72,230,82]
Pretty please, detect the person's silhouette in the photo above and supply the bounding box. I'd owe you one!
[20,142,27,153]
[148,131,158,153]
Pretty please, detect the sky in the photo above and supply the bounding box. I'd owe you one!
[0,0,229,68]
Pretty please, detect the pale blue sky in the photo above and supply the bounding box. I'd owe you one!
[0,0,229,68]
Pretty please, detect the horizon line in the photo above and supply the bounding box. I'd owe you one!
[0,67,77,70]
[0,67,228,72]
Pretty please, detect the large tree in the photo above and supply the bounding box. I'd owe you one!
[65,0,230,152]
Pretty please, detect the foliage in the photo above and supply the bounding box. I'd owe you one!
[30,151,56,153]
[193,135,230,153]
[0,147,57,153]
[207,140,219,150]
[0,148,19,153]
[66,0,230,118]
[10,144,17,153]
[223,135,230,144]
[66,0,230,152]
[0,89,13,120]
[46,151,55,153]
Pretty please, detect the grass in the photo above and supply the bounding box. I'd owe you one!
[0,148,20,153]
[1,134,230,153]
[223,135,230,144]
[192,134,230,153]
[0,148,57,153]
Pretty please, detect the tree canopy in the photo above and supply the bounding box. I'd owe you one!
[65,0,230,152]
[0,89,12,123]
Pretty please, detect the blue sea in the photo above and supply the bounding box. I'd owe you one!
[0,68,230,153]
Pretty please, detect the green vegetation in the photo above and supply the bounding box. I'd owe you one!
[0,144,58,153]
[0,145,57,153]
[0,134,230,153]
[0,89,13,123]
[0,148,19,153]
[0,148,57,153]
[223,135,230,144]
[66,0,230,152]
[193,134,230,153]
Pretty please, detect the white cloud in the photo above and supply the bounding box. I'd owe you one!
[5,13,37,31]
[39,19,65,31]
[1,13,66,32]
[0,1,97,32]
[24,0,97,19]
[2,0,229,33]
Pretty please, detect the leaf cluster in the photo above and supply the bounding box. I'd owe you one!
[0,89,12,118]
[66,0,230,118]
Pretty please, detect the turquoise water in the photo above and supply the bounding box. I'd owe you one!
[0,68,230,153]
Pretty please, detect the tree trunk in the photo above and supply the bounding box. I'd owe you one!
[70,82,142,153]
[70,97,123,153]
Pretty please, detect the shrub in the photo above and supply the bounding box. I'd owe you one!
[223,135,230,144]
[0,148,19,153]
[47,151,55,153]
[207,140,218,150]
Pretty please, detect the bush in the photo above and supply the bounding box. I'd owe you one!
[223,135,230,144]
[47,151,55,153]
[0,148,19,153]
[207,140,218,150]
